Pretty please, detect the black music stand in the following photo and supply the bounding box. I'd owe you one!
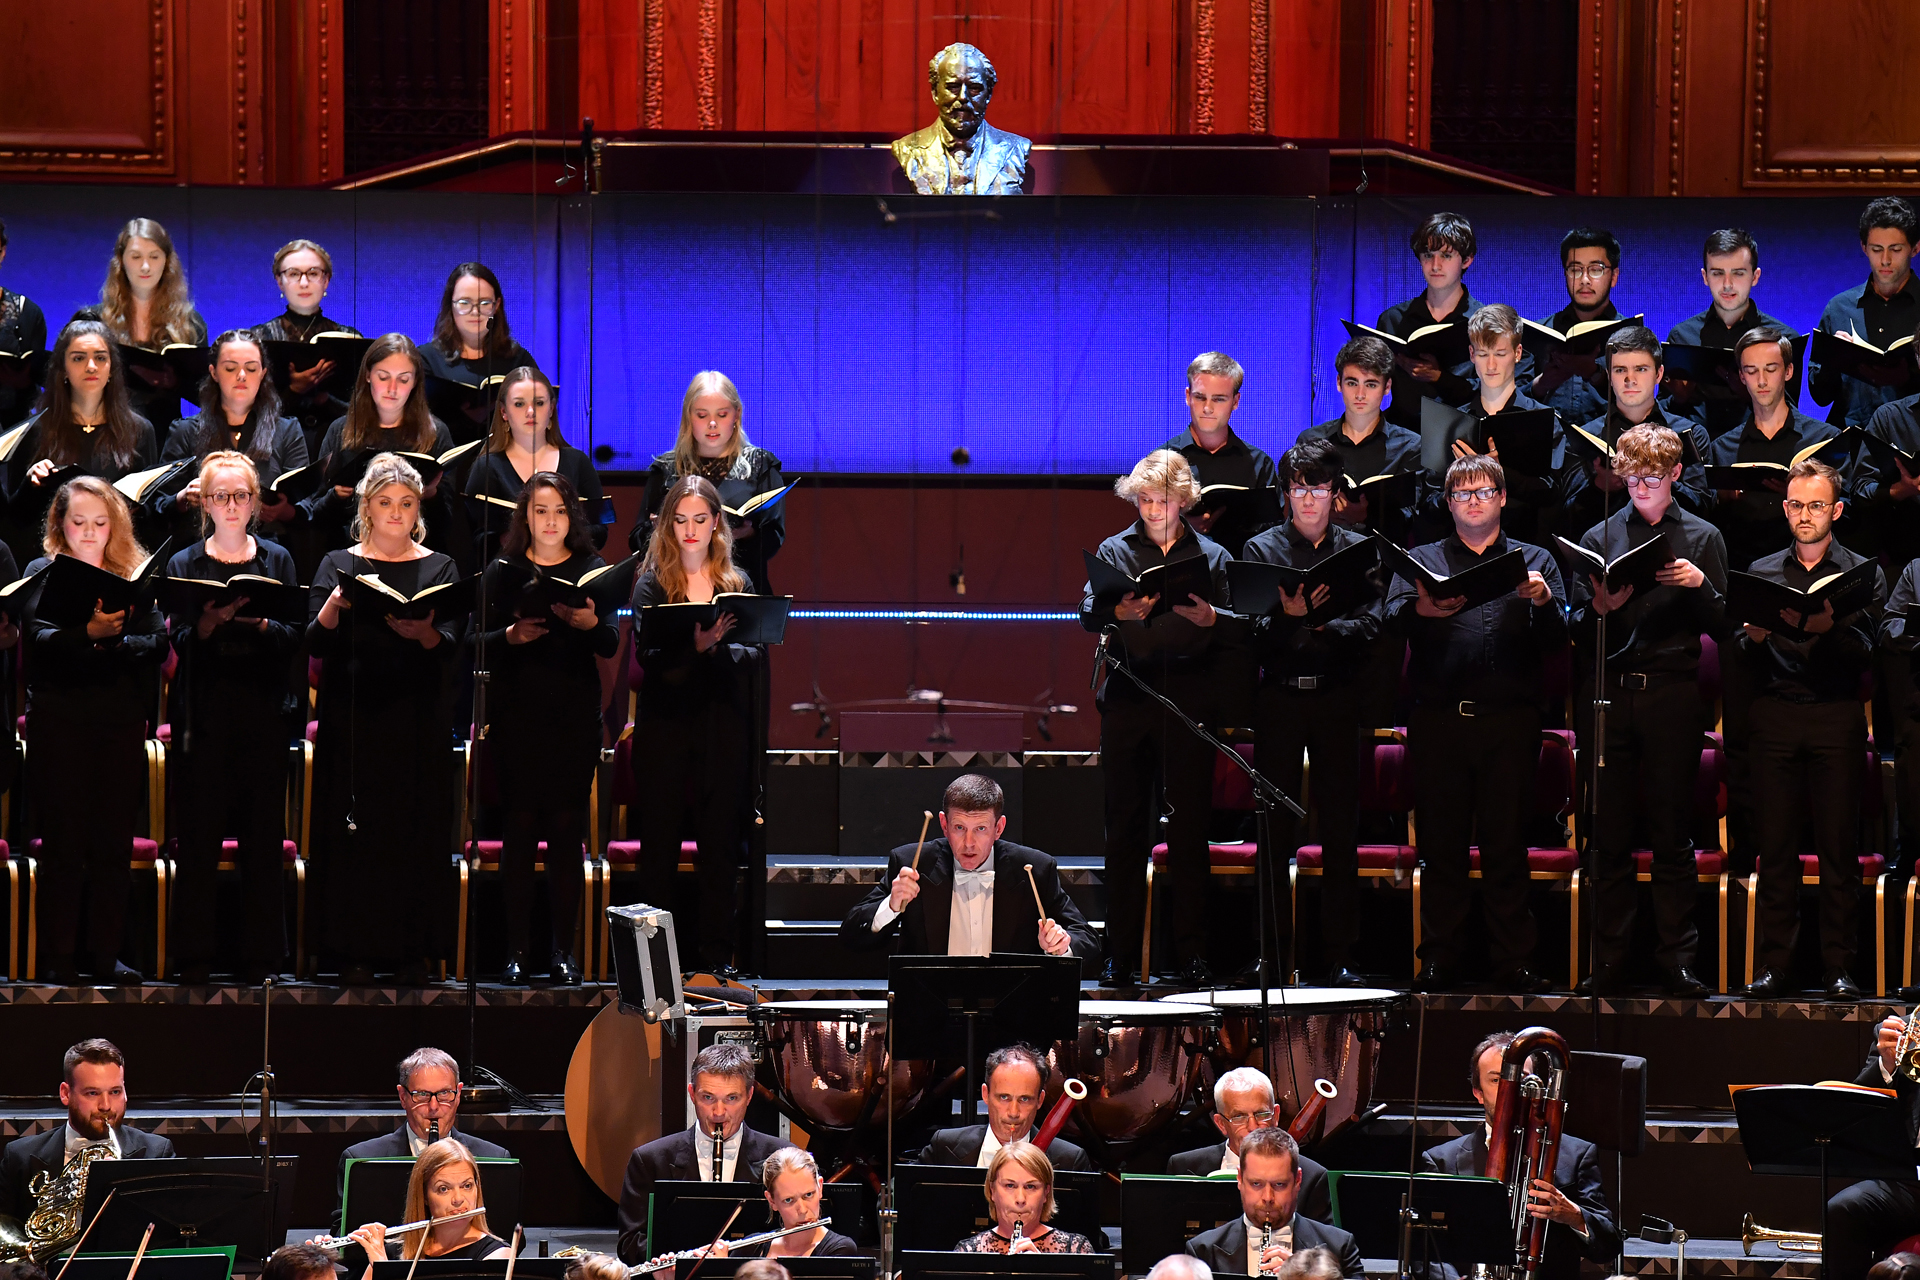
[340,1157,523,1235]
[650,1180,774,1254]
[892,1166,1104,1254]
[887,955,1079,1125]
[371,1263,570,1280]
[1116,1175,1243,1274]
[1328,1172,1511,1277]
[895,1251,1113,1280]
[79,1156,298,1269]
[59,1250,234,1280]
[673,1259,876,1280]
[1733,1085,1915,1280]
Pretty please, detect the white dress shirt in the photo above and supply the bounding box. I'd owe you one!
[1219,1145,1240,1173]
[64,1123,119,1164]
[870,862,995,957]
[1243,1216,1291,1276]
[691,1123,743,1182]
[976,1125,1034,1169]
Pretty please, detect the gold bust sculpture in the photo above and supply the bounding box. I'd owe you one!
[891,44,1032,196]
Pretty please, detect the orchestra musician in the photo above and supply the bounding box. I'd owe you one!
[1417,1032,1620,1280]
[308,453,464,986]
[1081,448,1237,987]
[626,371,787,594]
[476,470,619,984]
[0,1039,175,1224]
[252,239,364,455]
[164,451,301,985]
[465,367,607,552]
[913,1042,1095,1172]
[0,218,48,432]
[1146,1258,1211,1280]
[839,772,1097,962]
[715,1147,859,1259]
[158,330,307,548]
[615,1043,784,1265]
[953,1142,1095,1254]
[339,1138,513,1274]
[1384,454,1566,994]
[1165,1067,1332,1225]
[1162,351,1281,557]
[334,1047,508,1222]
[71,218,207,438]
[629,475,761,974]
[27,477,166,985]
[1826,1008,1920,1280]
[1183,1127,1362,1279]
[1278,1248,1344,1280]
[261,1244,337,1280]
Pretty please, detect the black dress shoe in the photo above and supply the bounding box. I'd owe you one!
[501,957,529,986]
[1097,958,1136,987]
[1412,961,1456,993]
[340,963,376,986]
[397,960,432,987]
[1179,957,1216,988]
[1493,965,1555,995]
[43,958,79,987]
[1744,966,1789,999]
[1574,965,1625,998]
[1326,966,1369,989]
[551,953,581,985]
[94,959,142,986]
[1665,965,1710,999]
[1824,968,1863,1002]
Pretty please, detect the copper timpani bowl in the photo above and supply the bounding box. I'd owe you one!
[1043,999,1222,1150]
[1156,987,1402,1137]
[751,999,933,1134]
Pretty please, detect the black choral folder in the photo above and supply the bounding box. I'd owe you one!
[1227,539,1379,627]
[1083,549,1214,621]
[1375,536,1528,611]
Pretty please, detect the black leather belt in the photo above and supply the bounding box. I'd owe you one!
[1609,669,1694,692]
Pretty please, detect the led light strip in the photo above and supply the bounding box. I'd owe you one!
[792,609,1079,622]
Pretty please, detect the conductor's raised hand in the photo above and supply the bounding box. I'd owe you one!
[694,611,736,653]
[888,865,922,913]
[1037,917,1071,956]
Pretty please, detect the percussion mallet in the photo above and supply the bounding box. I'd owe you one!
[53,1189,117,1280]
[123,1223,156,1280]
[1024,865,1052,938]
[910,810,933,871]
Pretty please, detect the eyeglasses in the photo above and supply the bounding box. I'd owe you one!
[279,268,328,284]
[1564,263,1614,281]
[1621,474,1668,490]
[1287,486,1333,501]
[206,490,253,508]
[404,1087,461,1105]
[1447,487,1500,504]
[1784,499,1835,515]
[451,298,498,316]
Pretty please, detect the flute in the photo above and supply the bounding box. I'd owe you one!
[631,1218,832,1276]
[310,1207,489,1251]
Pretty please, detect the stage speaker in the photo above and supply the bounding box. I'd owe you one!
[1022,751,1104,860]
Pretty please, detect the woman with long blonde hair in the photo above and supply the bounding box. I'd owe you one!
[629,475,757,973]
[26,478,166,984]
[308,453,463,984]
[467,366,606,551]
[73,217,207,433]
[163,451,301,984]
[627,371,787,592]
[342,1139,510,1268]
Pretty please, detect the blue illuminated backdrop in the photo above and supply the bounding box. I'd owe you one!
[0,184,1887,474]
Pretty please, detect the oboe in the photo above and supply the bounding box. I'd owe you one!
[1011,1221,1024,1249]
[630,1218,833,1275]
[1259,1224,1275,1277]
[310,1207,487,1252]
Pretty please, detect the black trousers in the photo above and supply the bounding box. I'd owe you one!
[1100,691,1215,969]
[33,712,145,970]
[1719,638,1761,865]
[173,717,289,972]
[1829,1177,1920,1280]
[1354,633,1406,729]
[1879,645,1920,877]
[1750,695,1867,973]
[1255,681,1361,968]
[1409,701,1540,969]
[1588,678,1706,972]
[499,796,586,959]
[633,703,748,968]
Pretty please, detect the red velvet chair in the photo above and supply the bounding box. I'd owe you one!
[1144,741,1259,983]
[599,734,697,982]
[1296,728,1419,975]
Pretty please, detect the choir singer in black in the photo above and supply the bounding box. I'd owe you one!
[1239,438,1380,987]
[1161,350,1281,556]
[839,772,1096,962]
[466,367,606,552]
[72,218,206,436]
[1739,460,1885,1001]
[1081,449,1236,987]
[477,472,619,983]
[159,330,308,549]
[1566,424,1726,999]
[26,478,166,985]
[10,321,158,544]
[252,238,364,455]
[165,451,301,985]
[308,453,463,986]
[1384,455,1566,993]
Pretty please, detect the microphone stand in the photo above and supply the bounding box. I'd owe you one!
[1094,635,1302,1051]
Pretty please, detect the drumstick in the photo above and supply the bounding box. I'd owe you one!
[124,1223,156,1280]
[503,1225,523,1280]
[1025,864,1049,920]
[54,1189,117,1280]
[909,810,933,871]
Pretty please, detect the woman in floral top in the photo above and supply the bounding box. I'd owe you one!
[954,1142,1096,1255]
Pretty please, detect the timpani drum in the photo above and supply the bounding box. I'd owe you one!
[751,999,932,1134]
[1044,999,1221,1149]
[1157,987,1402,1139]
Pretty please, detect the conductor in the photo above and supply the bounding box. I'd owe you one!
[838,774,1097,962]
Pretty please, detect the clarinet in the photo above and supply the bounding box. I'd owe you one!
[1259,1224,1275,1277]
[711,1123,724,1183]
[1011,1221,1024,1250]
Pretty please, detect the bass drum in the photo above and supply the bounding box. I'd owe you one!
[1157,987,1401,1140]
[751,999,933,1135]
[1045,1000,1220,1155]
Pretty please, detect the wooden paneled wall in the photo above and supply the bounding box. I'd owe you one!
[3,0,1918,194]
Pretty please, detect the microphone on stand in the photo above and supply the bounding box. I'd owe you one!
[1089,628,1113,691]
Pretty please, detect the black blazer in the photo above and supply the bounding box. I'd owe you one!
[0,1126,176,1223]
[1417,1129,1620,1280]
[333,1125,511,1221]
[617,1125,786,1263]
[838,839,1099,966]
[1185,1215,1364,1279]
[913,1125,1095,1172]
[1164,1142,1333,1226]
[1857,1050,1920,1141]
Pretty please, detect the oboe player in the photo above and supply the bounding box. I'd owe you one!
[1183,1128,1362,1278]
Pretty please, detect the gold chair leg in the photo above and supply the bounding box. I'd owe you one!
[5,859,16,982]
[454,859,470,983]
[24,857,35,982]
[1877,873,1889,999]
[1139,861,1154,985]
[1744,872,1759,989]
[154,856,169,982]
[1906,874,1920,992]
[294,856,307,980]
[1411,866,1423,976]
[1568,868,1582,988]
[579,852,594,969]
[1717,872,1730,995]
[598,857,613,982]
